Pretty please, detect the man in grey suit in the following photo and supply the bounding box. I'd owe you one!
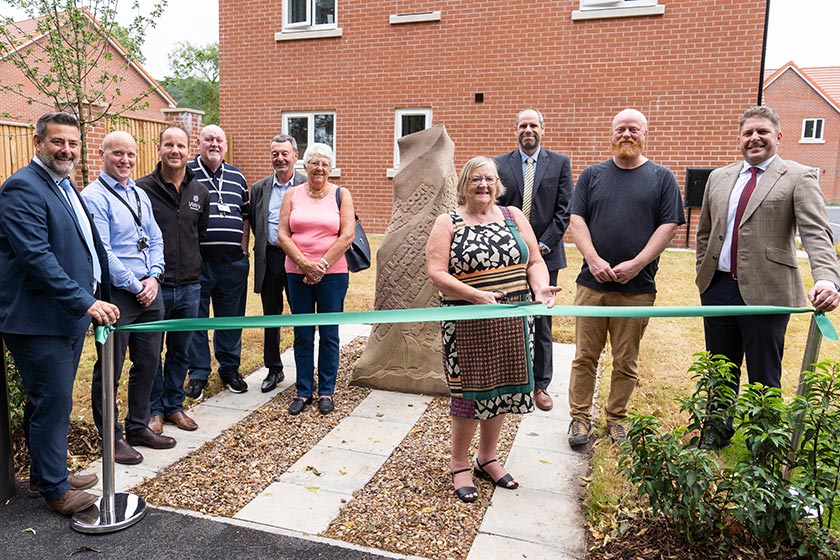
[250,134,307,393]
[696,105,840,449]
[496,108,573,411]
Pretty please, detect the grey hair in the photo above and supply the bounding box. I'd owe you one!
[302,143,335,167]
[515,108,545,127]
[36,112,80,138]
[455,156,505,206]
[270,134,298,152]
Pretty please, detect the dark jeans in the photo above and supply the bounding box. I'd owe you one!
[3,332,85,502]
[151,282,201,417]
[533,268,559,390]
[260,246,288,374]
[92,288,164,439]
[287,273,348,398]
[188,255,249,380]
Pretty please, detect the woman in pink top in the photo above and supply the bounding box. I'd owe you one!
[278,143,355,415]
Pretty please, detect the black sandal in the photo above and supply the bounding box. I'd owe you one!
[451,467,478,503]
[474,457,519,489]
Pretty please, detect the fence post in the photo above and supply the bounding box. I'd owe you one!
[1,339,17,501]
[783,314,823,481]
[71,331,146,532]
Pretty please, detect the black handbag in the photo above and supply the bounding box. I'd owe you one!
[336,187,371,272]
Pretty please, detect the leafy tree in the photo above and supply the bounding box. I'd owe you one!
[161,41,218,125]
[0,0,167,183]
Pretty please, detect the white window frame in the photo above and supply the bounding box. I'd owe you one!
[282,0,337,32]
[389,108,432,175]
[800,118,825,144]
[282,111,340,176]
[573,0,664,20]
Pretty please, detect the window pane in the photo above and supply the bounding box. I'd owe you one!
[401,114,427,136]
[315,0,335,25]
[314,113,334,148]
[815,119,823,139]
[288,0,308,24]
[288,117,309,155]
[804,120,815,138]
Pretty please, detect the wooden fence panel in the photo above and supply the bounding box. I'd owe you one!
[0,122,34,185]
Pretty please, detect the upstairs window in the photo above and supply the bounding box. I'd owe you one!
[573,0,664,20]
[579,0,659,8]
[284,0,336,31]
[801,118,825,143]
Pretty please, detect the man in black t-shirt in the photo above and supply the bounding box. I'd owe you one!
[567,108,685,448]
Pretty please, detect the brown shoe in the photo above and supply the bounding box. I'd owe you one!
[29,472,98,498]
[148,415,164,435]
[126,427,177,449]
[164,411,198,431]
[114,438,143,465]
[534,389,554,411]
[46,489,98,515]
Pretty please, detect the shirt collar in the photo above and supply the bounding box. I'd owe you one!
[33,156,67,184]
[519,147,541,163]
[741,153,777,174]
[273,173,294,188]
[100,172,136,191]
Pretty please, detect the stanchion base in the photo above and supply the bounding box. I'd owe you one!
[70,493,146,533]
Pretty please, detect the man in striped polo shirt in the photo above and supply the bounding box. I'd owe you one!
[185,125,251,397]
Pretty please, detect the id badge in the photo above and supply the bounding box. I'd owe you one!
[217,203,232,213]
[137,237,150,251]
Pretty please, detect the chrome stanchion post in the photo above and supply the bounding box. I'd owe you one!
[72,329,146,532]
[783,314,823,482]
[1,338,17,501]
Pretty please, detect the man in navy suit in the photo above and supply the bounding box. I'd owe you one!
[495,109,573,411]
[0,112,119,515]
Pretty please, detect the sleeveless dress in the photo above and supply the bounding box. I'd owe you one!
[441,208,535,420]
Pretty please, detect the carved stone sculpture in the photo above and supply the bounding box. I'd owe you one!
[351,125,457,396]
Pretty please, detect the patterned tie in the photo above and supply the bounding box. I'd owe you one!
[59,177,102,284]
[730,166,759,279]
[523,157,535,220]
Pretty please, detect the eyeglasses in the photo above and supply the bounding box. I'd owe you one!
[469,176,498,186]
[307,161,331,169]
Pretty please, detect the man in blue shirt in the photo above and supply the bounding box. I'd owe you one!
[82,131,176,465]
[185,125,251,397]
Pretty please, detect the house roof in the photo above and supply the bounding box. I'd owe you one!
[1,11,176,108]
[764,61,840,114]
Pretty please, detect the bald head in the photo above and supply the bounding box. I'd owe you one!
[610,108,648,168]
[198,125,227,171]
[100,131,137,184]
[612,109,648,130]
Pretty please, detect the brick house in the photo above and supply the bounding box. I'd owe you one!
[219,0,769,245]
[763,62,840,202]
[1,12,202,180]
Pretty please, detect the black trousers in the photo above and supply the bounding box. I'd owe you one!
[533,268,559,390]
[260,245,288,374]
[700,271,790,390]
[92,287,164,438]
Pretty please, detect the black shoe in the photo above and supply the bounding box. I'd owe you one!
[261,370,284,393]
[318,396,334,415]
[289,397,312,415]
[113,439,143,465]
[185,378,207,400]
[220,370,248,393]
[126,427,177,450]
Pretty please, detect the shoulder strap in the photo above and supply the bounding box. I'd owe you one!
[335,185,341,210]
[500,206,528,264]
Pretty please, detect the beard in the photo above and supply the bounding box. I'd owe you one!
[610,139,644,160]
[37,148,76,176]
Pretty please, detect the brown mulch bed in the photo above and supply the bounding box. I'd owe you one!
[12,420,101,480]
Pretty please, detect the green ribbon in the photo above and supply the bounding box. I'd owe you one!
[94,304,836,342]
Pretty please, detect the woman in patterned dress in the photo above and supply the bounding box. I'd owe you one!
[426,156,559,503]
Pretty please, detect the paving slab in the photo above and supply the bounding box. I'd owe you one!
[281,446,389,494]
[503,446,589,495]
[351,390,433,424]
[479,486,587,557]
[467,533,581,560]
[318,415,415,456]
[235,481,353,534]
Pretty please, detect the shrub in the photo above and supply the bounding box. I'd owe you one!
[619,353,840,559]
[4,348,24,429]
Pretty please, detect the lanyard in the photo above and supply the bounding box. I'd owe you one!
[99,176,142,227]
[195,158,225,203]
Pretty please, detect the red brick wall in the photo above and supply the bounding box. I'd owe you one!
[219,0,767,248]
[763,69,840,202]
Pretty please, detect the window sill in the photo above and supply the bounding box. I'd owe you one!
[799,139,826,144]
[275,28,343,42]
[386,168,398,178]
[389,11,441,25]
[571,5,665,20]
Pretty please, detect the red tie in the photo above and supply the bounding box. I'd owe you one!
[730,166,759,279]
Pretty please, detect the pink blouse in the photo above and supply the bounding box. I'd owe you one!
[284,184,349,274]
